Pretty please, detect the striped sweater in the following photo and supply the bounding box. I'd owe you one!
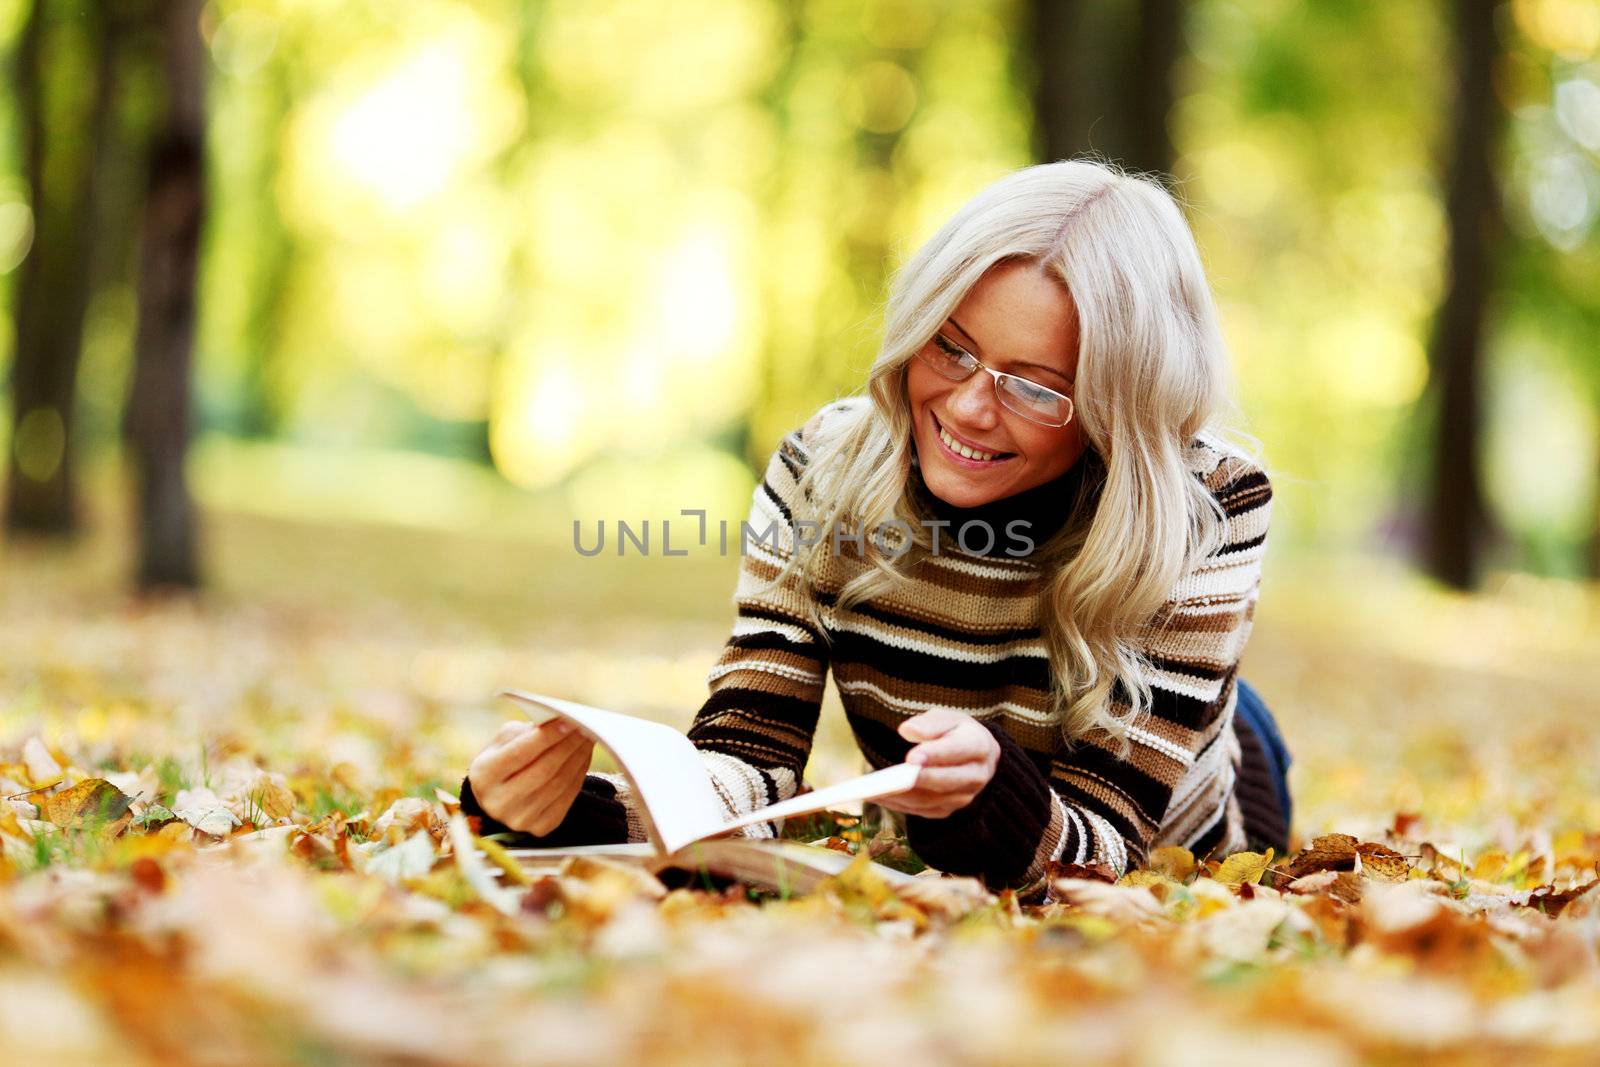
[462,400,1277,890]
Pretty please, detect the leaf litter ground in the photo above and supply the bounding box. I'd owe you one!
[3,508,1600,1066]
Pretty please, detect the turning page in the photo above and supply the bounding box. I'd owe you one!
[503,691,729,855]
[502,690,921,855]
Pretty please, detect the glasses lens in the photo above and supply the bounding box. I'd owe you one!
[998,375,1073,426]
[918,338,976,381]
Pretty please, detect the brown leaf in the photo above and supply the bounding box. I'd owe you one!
[38,778,134,835]
[1355,842,1411,883]
[1521,877,1600,918]
[1046,859,1117,884]
[1288,868,1365,903]
[1286,833,1359,879]
[128,856,166,894]
[1390,811,1424,838]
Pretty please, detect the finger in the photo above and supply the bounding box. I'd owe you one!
[523,742,595,833]
[502,728,587,788]
[478,721,574,779]
[909,763,989,795]
[491,720,533,745]
[897,710,964,744]
[876,791,957,819]
[906,731,988,767]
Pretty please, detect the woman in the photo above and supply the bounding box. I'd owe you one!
[461,160,1292,894]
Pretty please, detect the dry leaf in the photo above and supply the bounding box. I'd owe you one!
[1286,834,1359,879]
[1051,878,1163,921]
[1213,849,1274,886]
[364,831,439,885]
[1355,842,1411,883]
[1147,846,1197,881]
[38,779,134,835]
[445,814,520,915]
[172,788,242,837]
[1045,859,1117,884]
[20,738,63,787]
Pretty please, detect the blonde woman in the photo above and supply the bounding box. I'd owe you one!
[462,160,1291,892]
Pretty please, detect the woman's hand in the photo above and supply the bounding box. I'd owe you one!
[877,710,1000,819]
[466,720,595,836]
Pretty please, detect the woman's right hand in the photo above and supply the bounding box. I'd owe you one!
[466,719,595,836]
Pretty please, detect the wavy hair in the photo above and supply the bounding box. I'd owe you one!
[782,159,1234,749]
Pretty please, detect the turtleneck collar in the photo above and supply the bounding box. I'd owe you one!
[908,447,1105,559]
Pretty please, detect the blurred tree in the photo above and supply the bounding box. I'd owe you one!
[1028,0,1183,175]
[125,0,206,589]
[4,0,120,536]
[1420,0,1504,590]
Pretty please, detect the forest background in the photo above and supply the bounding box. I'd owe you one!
[5,0,1600,592]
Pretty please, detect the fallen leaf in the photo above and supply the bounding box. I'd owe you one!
[38,779,134,835]
[1147,845,1197,881]
[364,830,439,885]
[21,738,62,787]
[1286,834,1359,879]
[445,814,520,915]
[1045,859,1117,884]
[1213,849,1274,886]
[1050,878,1163,921]
[1355,841,1411,883]
[172,788,242,837]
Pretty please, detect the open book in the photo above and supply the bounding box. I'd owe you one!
[490,690,924,892]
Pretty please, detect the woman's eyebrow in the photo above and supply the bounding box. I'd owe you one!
[945,316,1072,384]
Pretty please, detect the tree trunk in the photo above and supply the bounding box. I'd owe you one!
[1028,0,1181,177]
[1124,0,1182,178]
[1421,0,1501,590]
[5,0,116,536]
[125,0,206,590]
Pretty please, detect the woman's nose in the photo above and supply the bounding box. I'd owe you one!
[946,371,1000,426]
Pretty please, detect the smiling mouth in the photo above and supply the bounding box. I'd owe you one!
[932,414,1014,464]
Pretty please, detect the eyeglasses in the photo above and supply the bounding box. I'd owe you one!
[915,334,1075,427]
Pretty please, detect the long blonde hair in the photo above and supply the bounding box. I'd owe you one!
[786,159,1233,749]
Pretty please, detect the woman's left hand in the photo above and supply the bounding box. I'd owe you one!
[878,710,1000,818]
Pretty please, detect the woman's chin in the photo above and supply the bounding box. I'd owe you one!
[922,466,1005,509]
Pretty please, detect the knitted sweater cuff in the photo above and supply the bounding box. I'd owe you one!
[904,721,1053,889]
[458,773,631,847]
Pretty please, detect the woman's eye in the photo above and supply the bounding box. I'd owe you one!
[1009,379,1054,403]
[933,336,969,361]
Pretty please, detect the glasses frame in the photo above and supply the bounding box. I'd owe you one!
[915,333,1075,428]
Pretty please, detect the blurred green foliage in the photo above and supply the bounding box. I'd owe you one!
[0,0,1597,573]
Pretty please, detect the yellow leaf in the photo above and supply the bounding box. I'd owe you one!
[1471,849,1508,881]
[38,779,134,835]
[1147,846,1197,880]
[474,834,532,887]
[1213,848,1274,886]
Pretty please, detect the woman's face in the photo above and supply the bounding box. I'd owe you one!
[906,260,1085,508]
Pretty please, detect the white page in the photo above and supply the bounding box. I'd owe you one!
[502,691,729,855]
[719,762,920,838]
[503,690,921,854]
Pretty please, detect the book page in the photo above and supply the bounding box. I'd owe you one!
[501,691,729,856]
[718,762,920,838]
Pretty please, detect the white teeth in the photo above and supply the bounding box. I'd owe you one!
[939,424,999,461]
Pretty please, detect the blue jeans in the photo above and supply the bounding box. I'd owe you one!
[1235,679,1293,840]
